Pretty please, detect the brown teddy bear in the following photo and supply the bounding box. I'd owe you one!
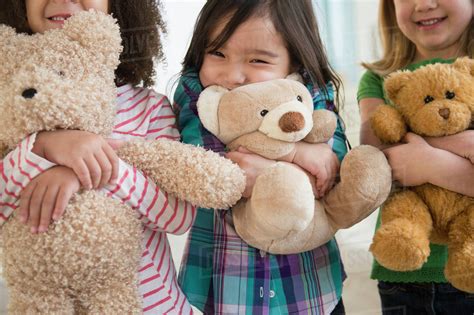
[197,77,392,254]
[0,11,245,313]
[369,58,474,293]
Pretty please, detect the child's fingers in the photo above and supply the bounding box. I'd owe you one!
[19,182,36,224]
[83,155,102,189]
[103,144,119,184]
[28,185,47,234]
[95,151,112,188]
[38,186,59,233]
[74,159,93,190]
[53,187,74,221]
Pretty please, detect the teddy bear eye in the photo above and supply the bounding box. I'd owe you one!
[22,88,38,99]
[260,110,269,117]
[297,95,303,102]
[58,70,65,77]
[445,91,455,99]
[424,95,434,104]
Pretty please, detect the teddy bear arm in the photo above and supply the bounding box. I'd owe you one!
[303,109,338,144]
[371,105,407,144]
[322,145,392,229]
[117,139,245,210]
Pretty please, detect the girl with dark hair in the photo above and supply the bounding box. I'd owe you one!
[174,1,348,314]
[0,1,195,313]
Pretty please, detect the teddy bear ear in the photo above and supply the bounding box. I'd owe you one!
[285,72,305,83]
[196,85,229,137]
[384,70,412,104]
[452,57,474,77]
[62,10,122,68]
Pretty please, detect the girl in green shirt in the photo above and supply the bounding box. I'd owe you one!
[357,0,473,314]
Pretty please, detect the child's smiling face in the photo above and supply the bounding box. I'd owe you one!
[26,0,109,33]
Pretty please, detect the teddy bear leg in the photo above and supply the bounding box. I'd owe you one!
[323,145,391,228]
[370,190,432,271]
[444,204,474,293]
[246,162,314,236]
[78,279,141,314]
[7,285,74,315]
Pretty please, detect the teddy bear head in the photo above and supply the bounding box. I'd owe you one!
[197,78,314,145]
[385,58,474,137]
[0,10,122,151]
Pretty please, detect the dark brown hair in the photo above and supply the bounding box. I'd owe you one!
[182,0,343,110]
[0,0,166,87]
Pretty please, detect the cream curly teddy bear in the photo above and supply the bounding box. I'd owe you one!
[0,11,245,313]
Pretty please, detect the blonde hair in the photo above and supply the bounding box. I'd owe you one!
[363,0,473,76]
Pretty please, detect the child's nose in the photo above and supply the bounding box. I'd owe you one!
[414,0,438,12]
[223,66,246,90]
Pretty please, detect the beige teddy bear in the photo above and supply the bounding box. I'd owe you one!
[369,58,474,293]
[0,11,245,313]
[197,78,392,254]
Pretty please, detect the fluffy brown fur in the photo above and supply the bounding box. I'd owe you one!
[0,0,166,87]
[197,78,392,254]
[0,11,244,313]
[369,58,474,293]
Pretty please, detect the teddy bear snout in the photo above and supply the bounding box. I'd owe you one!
[279,112,305,133]
[22,88,38,99]
[438,108,450,120]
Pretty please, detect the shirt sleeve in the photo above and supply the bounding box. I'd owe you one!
[103,157,196,235]
[1,133,56,224]
[144,93,180,141]
[357,70,385,103]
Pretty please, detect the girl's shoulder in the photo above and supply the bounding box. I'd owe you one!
[116,84,170,113]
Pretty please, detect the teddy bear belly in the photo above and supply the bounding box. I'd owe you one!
[413,183,471,244]
[1,190,142,292]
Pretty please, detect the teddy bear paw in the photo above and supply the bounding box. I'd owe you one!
[370,220,430,271]
[445,243,474,293]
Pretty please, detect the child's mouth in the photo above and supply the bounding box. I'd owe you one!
[416,17,447,28]
[47,14,72,24]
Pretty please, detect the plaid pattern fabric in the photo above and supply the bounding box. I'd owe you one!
[174,71,348,314]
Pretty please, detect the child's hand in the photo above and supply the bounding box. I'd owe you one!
[226,147,276,198]
[18,166,80,234]
[292,142,339,198]
[33,130,119,189]
[383,133,436,186]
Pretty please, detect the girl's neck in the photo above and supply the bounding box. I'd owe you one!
[413,45,466,63]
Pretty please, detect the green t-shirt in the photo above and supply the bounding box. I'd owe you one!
[357,58,455,283]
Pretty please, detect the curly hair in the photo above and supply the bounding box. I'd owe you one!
[0,0,166,87]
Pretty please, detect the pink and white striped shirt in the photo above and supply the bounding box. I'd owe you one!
[0,84,195,314]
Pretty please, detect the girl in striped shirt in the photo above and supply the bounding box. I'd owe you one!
[0,0,195,313]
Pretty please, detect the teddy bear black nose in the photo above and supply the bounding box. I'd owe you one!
[439,108,450,120]
[22,88,38,99]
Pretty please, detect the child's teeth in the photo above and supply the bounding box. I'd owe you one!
[419,18,441,26]
[51,17,66,21]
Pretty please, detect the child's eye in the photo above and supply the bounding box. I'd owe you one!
[250,59,268,64]
[210,51,225,58]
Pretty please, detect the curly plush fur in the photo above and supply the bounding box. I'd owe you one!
[198,78,392,254]
[0,10,245,313]
[369,58,474,293]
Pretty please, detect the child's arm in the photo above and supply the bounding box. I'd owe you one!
[424,130,474,163]
[32,130,119,190]
[278,142,339,198]
[1,134,56,224]
[19,166,80,233]
[360,98,474,197]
